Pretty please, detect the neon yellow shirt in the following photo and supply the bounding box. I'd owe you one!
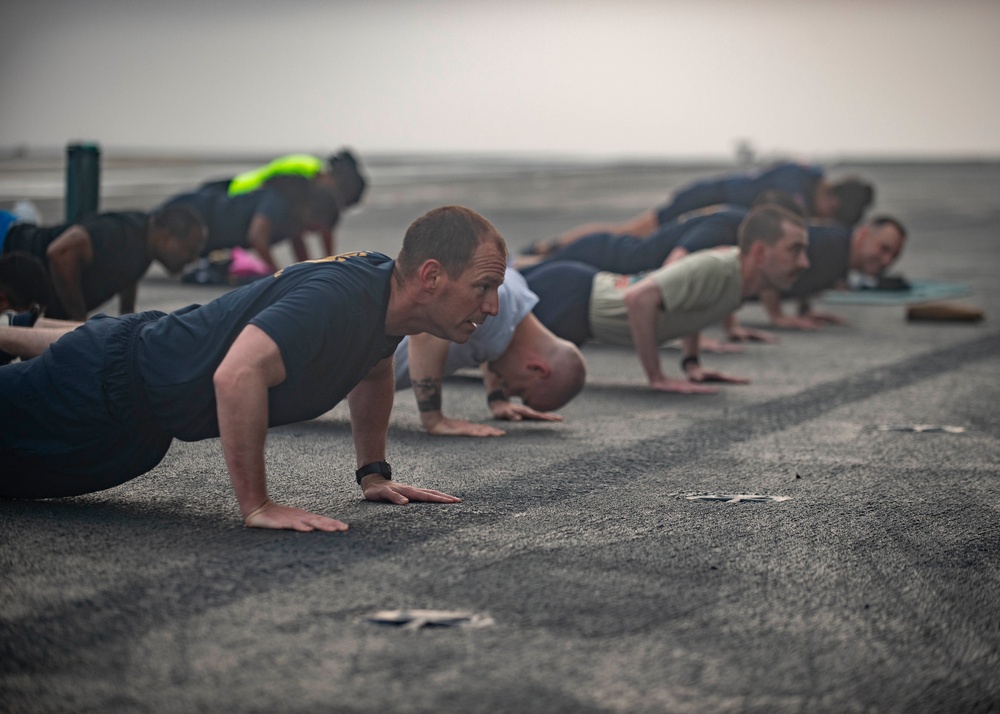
[227,154,325,196]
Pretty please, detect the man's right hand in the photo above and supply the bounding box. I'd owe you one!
[243,499,349,532]
[424,413,506,437]
[769,315,823,330]
[648,376,718,394]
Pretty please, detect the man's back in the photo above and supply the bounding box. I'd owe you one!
[138,253,399,440]
[3,212,151,318]
[590,247,744,346]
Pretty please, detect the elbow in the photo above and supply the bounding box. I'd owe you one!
[622,288,653,315]
[213,363,244,397]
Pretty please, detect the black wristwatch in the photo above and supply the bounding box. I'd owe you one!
[486,389,507,404]
[356,461,392,485]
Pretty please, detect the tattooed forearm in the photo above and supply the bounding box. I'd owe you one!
[414,377,443,413]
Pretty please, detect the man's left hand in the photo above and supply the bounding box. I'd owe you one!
[727,325,779,344]
[686,366,750,384]
[698,336,745,354]
[361,476,462,505]
[490,401,564,422]
[804,310,848,326]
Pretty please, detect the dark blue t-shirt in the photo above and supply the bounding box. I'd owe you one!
[656,162,823,225]
[164,187,293,252]
[135,252,400,441]
[787,224,851,298]
[2,211,151,318]
[520,261,598,346]
[547,210,745,275]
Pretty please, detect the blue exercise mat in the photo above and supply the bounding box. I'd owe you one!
[819,280,972,305]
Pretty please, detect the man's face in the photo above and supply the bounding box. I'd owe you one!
[811,180,839,219]
[155,226,206,275]
[431,240,507,343]
[493,365,540,407]
[761,221,810,291]
[855,222,905,277]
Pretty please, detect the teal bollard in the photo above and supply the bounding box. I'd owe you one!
[65,142,101,223]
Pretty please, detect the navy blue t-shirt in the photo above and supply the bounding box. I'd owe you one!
[163,187,294,252]
[786,224,851,298]
[135,252,400,441]
[547,210,745,275]
[2,211,151,317]
[520,261,598,346]
[656,163,823,225]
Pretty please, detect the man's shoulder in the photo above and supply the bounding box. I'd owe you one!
[79,212,147,244]
[273,251,394,288]
[670,245,739,270]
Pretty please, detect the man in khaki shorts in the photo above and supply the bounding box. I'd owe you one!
[519,205,810,393]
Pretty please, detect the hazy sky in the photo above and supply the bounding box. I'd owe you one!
[2,0,999,159]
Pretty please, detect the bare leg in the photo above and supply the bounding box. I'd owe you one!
[0,325,78,360]
[36,316,83,329]
[525,209,660,256]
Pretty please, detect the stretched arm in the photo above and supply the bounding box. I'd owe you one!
[663,246,689,267]
[408,332,504,437]
[289,233,310,263]
[760,288,842,329]
[118,281,138,316]
[797,296,848,326]
[559,209,660,245]
[528,209,660,257]
[214,324,346,531]
[45,225,93,321]
[0,324,78,359]
[320,226,335,257]
[350,356,462,503]
[622,277,716,394]
[481,361,564,424]
[680,332,750,385]
[722,312,778,344]
[246,214,280,272]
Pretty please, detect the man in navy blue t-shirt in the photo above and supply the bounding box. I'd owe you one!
[524,162,873,257]
[0,206,508,532]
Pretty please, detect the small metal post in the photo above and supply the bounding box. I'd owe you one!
[65,142,101,223]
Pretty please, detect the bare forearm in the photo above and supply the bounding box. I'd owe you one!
[680,333,700,360]
[759,288,784,321]
[625,296,667,383]
[413,375,445,429]
[118,283,138,315]
[321,227,335,257]
[290,234,310,263]
[348,360,394,466]
[407,333,451,429]
[247,216,280,271]
[215,372,272,517]
[46,227,92,321]
[0,325,76,359]
[50,271,87,321]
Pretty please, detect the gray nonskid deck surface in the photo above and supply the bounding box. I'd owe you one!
[1,157,998,713]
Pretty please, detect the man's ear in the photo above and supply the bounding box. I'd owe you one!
[526,359,551,378]
[417,259,443,292]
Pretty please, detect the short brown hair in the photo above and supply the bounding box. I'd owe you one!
[396,206,507,279]
[738,205,806,254]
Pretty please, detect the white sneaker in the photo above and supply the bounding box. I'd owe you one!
[12,200,41,225]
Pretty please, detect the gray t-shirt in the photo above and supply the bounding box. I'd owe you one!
[588,247,743,346]
[394,267,539,389]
